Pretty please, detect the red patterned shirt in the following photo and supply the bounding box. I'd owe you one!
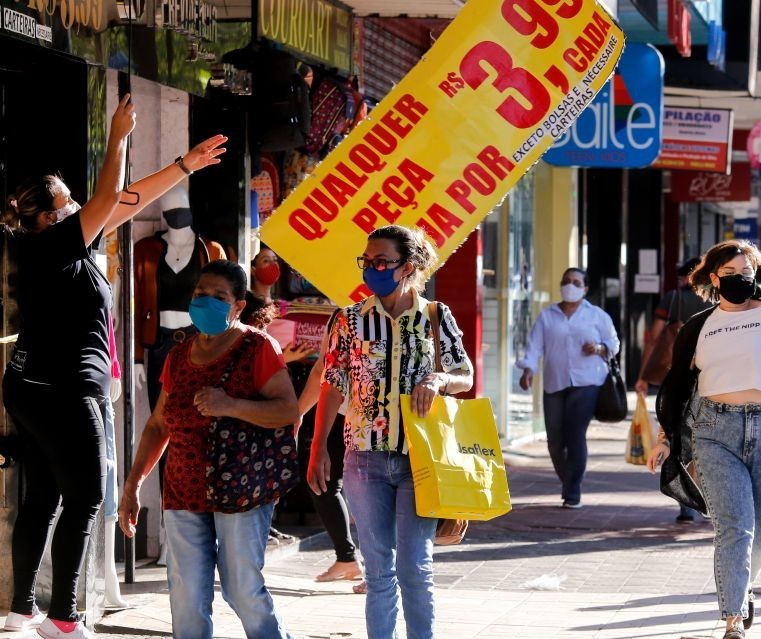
[160,326,285,512]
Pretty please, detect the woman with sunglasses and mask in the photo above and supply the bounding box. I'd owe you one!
[516,267,620,509]
[119,260,299,639]
[308,225,473,639]
[2,95,226,638]
[649,241,761,639]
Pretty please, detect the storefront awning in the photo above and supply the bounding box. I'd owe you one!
[340,0,461,18]
[207,0,462,21]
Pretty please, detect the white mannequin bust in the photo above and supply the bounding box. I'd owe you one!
[135,184,196,390]
[158,184,195,330]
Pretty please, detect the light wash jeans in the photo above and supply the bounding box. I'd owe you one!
[163,505,293,639]
[691,398,761,620]
[343,450,438,639]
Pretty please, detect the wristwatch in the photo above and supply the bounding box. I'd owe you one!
[175,155,193,175]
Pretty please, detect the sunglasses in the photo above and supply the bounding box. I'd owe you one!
[356,257,403,271]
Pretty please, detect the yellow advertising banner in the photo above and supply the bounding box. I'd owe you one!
[261,0,625,306]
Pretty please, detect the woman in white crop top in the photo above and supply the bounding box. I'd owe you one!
[648,240,761,639]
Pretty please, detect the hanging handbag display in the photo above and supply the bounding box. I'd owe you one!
[205,335,299,513]
[640,291,683,386]
[594,356,628,422]
[401,303,511,545]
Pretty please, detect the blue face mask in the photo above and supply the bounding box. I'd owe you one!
[363,266,402,298]
[189,296,232,336]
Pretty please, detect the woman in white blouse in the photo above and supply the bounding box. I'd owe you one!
[517,267,620,509]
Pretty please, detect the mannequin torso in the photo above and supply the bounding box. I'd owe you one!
[160,226,196,329]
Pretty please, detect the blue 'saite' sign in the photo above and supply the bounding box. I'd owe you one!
[543,42,664,168]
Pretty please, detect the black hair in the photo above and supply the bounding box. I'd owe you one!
[251,243,274,267]
[368,225,438,291]
[3,175,65,231]
[562,267,589,287]
[201,259,248,301]
[676,257,701,277]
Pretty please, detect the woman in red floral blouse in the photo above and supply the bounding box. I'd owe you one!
[119,260,300,639]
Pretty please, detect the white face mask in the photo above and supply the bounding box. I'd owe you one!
[560,283,585,303]
[53,201,81,223]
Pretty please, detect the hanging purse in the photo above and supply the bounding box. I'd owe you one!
[640,290,683,386]
[594,356,628,422]
[429,302,468,545]
[205,334,299,513]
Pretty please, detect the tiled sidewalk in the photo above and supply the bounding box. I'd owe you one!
[2,411,730,638]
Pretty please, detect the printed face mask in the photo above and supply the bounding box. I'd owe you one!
[560,283,585,303]
[163,207,193,229]
[363,266,402,298]
[717,274,756,304]
[189,295,232,336]
[53,201,81,223]
[254,262,280,286]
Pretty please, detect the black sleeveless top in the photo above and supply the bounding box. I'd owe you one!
[157,239,202,312]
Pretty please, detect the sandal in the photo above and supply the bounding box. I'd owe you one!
[269,527,295,542]
[724,620,745,639]
[315,561,363,582]
[352,580,367,595]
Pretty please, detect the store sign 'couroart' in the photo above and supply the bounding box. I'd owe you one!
[261,0,625,306]
[258,0,351,75]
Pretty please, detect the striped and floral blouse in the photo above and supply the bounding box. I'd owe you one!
[322,291,472,453]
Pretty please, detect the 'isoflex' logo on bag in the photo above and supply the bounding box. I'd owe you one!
[457,442,496,456]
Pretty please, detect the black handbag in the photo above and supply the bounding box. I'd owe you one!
[594,357,628,422]
[660,455,708,515]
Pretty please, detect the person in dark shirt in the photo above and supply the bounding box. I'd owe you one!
[635,257,712,525]
[1,94,226,639]
[636,257,711,397]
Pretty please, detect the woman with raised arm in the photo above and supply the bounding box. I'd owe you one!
[2,94,226,639]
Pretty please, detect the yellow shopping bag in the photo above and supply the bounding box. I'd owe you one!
[625,393,655,465]
[400,394,511,521]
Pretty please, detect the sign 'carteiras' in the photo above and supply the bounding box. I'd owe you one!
[543,42,663,168]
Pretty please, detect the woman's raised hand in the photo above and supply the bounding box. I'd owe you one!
[182,134,228,173]
[110,93,137,141]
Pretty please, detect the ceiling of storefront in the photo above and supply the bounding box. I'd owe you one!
[339,0,461,17]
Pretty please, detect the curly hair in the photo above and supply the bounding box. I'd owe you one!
[368,225,438,292]
[689,240,761,302]
[240,291,279,329]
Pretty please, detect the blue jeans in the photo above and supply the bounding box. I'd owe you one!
[343,451,438,639]
[543,385,601,504]
[691,398,761,620]
[163,505,293,639]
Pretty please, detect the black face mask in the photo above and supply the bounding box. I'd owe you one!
[718,274,757,304]
[163,207,193,229]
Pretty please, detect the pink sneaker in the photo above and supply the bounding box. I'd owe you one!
[4,609,45,631]
[36,618,95,639]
